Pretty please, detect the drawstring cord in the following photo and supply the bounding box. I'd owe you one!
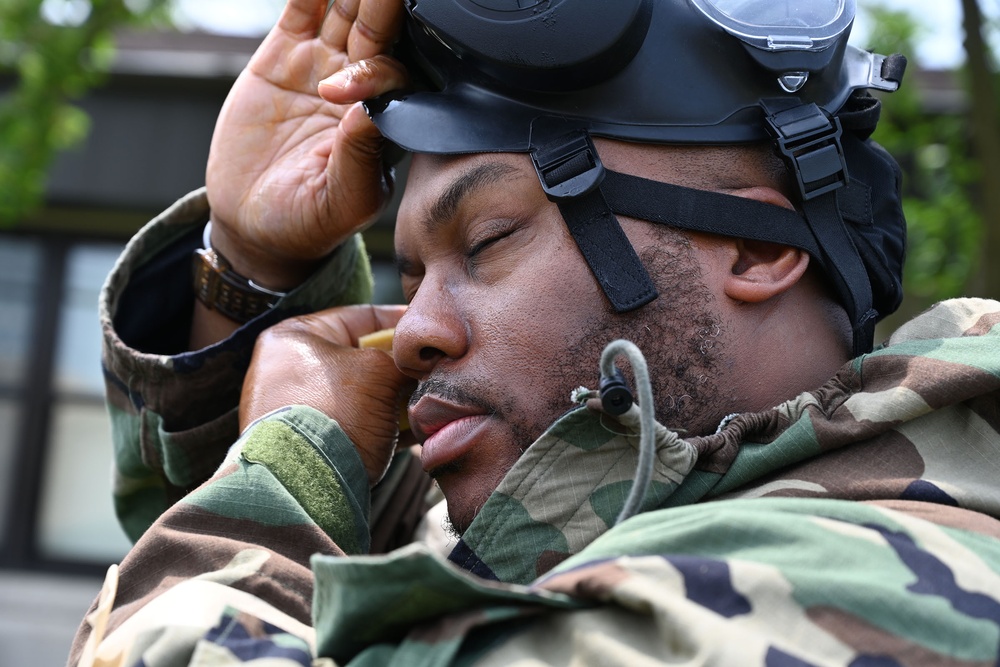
[572,340,690,526]
[598,340,657,526]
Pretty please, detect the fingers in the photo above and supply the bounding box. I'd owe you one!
[240,317,410,484]
[323,0,405,62]
[293,305,408,347]
[317,54,409,105]
[322,104,392,236]
[277,0,329,39]
[315,55,407,221]
[275,0,405,66]
[349,0,405,61]
[322,0,359,48]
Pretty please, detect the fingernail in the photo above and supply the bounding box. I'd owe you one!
[320,69,351,89]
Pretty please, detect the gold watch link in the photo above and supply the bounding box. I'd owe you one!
[191,223,287,323]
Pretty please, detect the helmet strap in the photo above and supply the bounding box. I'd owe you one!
[531,130,658,312]
[602,168,878,356]
[801,194,878,355]
[761,99,877,355]
[532,126,879,356]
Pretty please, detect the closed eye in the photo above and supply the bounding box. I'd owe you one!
[466,218,523,260]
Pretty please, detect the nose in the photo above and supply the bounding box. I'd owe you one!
[393,278,470,379]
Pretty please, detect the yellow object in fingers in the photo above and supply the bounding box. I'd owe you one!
[357,327,396,352]
[358,328,410,431]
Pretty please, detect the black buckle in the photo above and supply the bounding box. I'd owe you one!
[763,102,849,201]
[531,131,606,201]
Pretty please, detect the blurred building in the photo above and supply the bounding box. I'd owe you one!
[0,29,401,665]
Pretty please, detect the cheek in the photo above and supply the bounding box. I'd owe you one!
[467,240,609,419]
[473,237,601,357]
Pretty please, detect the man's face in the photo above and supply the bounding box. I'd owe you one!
[392,149,731,533]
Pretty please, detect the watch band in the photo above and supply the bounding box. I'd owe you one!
[192,222,287,323]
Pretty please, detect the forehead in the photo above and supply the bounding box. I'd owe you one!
[393,152,545,256]
[392,141,764,247]
[399,152,535,215]
[397,139,757,211]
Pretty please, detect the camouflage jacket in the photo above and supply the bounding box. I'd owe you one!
[72,191,1000,666]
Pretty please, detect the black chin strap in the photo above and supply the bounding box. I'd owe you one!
[801,195,878,356]
[761,99,878,355]
[532,131,658,312]
[599,170,878,355]
[531,126,879,357]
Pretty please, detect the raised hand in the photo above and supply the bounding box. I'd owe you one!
[205,0,408,290]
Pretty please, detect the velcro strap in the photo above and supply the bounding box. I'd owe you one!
[557,188,659,312]
[601,170,821,255]
[881,53,908,84]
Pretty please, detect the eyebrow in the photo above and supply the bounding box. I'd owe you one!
[425,161,521,233]
[395,161,522,275]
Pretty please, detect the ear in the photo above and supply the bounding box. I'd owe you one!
[721,186,810,304]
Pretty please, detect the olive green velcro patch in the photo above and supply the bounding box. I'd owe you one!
[242,420,365,553]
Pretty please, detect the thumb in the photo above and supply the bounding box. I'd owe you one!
[326,100,392,234]
[319,55,409,232]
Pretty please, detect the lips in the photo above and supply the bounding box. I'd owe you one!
[409,394,491,473]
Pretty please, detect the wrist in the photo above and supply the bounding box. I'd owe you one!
[207,219,324,293]
[193,221,303,324]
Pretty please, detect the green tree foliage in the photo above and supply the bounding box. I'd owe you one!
[0,0,168,225]
[958,0,1000,300]
[863,5,984,313]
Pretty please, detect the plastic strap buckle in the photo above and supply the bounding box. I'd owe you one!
[531,130,606,201]
[763,101,849,201]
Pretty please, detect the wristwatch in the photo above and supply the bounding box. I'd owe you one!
[192,222,287,323]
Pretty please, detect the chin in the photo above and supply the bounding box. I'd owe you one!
[445,506,475,537]
[436,478,489,536]
[434,465,510,537]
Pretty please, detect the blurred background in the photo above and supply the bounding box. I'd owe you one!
[0,0,997,663]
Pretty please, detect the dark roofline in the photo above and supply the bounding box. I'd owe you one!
[110,30,261,79]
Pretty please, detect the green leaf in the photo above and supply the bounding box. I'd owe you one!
[0,0,170,225]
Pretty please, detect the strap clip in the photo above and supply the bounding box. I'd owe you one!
[531,130,606,201]
[763,101,849,201]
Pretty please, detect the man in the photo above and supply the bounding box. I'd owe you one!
[72,0,1000,665]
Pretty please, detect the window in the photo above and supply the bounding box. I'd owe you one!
[0,238,44,549]
[0,235,129,571]
[36,244,131,563]
[0,230,402,572]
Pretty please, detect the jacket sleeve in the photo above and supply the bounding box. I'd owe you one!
[70,405,374,667]
[99,189,374,542]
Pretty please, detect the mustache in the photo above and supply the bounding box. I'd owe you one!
[408,377,498,415]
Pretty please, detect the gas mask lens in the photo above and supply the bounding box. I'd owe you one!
[690,0,855,51]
